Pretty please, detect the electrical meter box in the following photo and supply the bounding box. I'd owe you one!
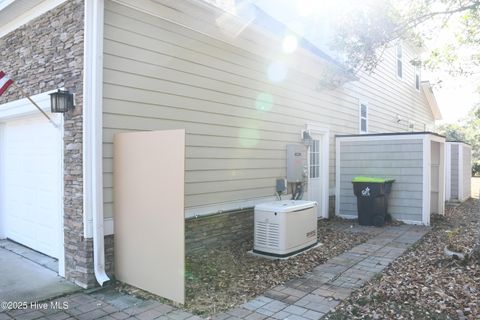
[286,144,306,182]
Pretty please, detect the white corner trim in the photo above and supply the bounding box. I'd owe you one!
[438,142,446,215]
[458,145,464,201]
[422,136,431,226]
[335,137,341,215]
[83,0,109,286]
[445,143,451,201]
[57,115,66,277]
[0,0,67,38]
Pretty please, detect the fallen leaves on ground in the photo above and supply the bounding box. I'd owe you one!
[184,219,374,315]
[326,198,480,320]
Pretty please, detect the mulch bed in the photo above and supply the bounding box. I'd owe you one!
[325,198,480,320]
[184,218,374,315]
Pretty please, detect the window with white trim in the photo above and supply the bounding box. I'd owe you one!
[309,139,320,178]
[396,43,403,79]
[359,102,368,134]
[415,64,421,90]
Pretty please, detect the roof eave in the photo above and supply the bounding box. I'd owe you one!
[421,81,442,121]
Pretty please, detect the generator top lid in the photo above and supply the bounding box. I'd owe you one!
[255,200,317,213]
[352,176,395,183]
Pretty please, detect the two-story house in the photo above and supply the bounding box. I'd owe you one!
[0,0,441,289]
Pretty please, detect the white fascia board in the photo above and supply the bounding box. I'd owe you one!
[0,0,67,38]
[0,89,56,120]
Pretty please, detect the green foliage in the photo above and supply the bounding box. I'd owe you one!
[330,0,480,75]
[473,161,480,176]
[437,104,480,176]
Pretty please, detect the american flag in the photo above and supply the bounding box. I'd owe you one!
[0,71,13,96]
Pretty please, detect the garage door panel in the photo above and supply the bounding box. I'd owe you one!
[2,114,62,259]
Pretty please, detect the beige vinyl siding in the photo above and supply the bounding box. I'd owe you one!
[338,139,424,223]
[103,0,436,218]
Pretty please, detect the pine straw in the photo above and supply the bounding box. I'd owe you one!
[326,198,480,320]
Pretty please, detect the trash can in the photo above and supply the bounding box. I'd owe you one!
[352,176,395,227]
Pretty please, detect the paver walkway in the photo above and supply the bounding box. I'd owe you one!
[0,225,427,320]
[214,224,427,320]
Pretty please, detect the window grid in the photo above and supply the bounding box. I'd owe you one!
[360,103,368,133]
[396,43,403,79]
[415,65,421,90]
[309,139,320,179]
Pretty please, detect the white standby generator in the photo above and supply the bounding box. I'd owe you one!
[253,200,318,257]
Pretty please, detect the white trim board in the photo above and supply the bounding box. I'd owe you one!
[421,136,431,225]
[0,89,56,121]
[184,194,293,219]
[336,133,442,143]
[0,0,67,38]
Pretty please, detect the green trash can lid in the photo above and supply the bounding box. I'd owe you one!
[352,176,395,183]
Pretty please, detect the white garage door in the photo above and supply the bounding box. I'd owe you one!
[1,114,62,258]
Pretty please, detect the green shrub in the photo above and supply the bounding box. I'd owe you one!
[473,161,480,177]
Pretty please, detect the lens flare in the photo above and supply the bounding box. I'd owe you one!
[267,61,287,82]
[296,0,320,16]
[238,128,260,148]
[255,92,274,112]
[282,35,298,54]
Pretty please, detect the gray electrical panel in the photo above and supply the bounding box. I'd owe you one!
[286,144,307,182]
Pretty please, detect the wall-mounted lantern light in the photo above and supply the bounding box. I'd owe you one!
[49,89,75,113]
[302,130,313,146]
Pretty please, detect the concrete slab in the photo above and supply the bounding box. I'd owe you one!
[0,248,79,303]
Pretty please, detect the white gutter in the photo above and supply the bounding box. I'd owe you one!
[84,0,109,286]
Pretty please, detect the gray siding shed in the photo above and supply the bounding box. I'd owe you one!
[446,142,472,201]
[336,133,445,225]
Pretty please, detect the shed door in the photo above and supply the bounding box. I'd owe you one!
[1,114,62,258]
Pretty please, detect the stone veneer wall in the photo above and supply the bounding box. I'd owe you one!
[186,209,253,256]
[0,0,113,288]
[186,196,337,256]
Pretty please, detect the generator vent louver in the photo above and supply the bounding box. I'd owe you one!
[255,220,280,248]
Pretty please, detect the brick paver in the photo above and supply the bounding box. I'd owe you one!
[215,224,428,319]
[0,225,427,320]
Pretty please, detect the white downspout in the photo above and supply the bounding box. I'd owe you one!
[84,0,109,286]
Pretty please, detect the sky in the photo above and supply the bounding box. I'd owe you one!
[428,74,479,124]
[250,0,479,124]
